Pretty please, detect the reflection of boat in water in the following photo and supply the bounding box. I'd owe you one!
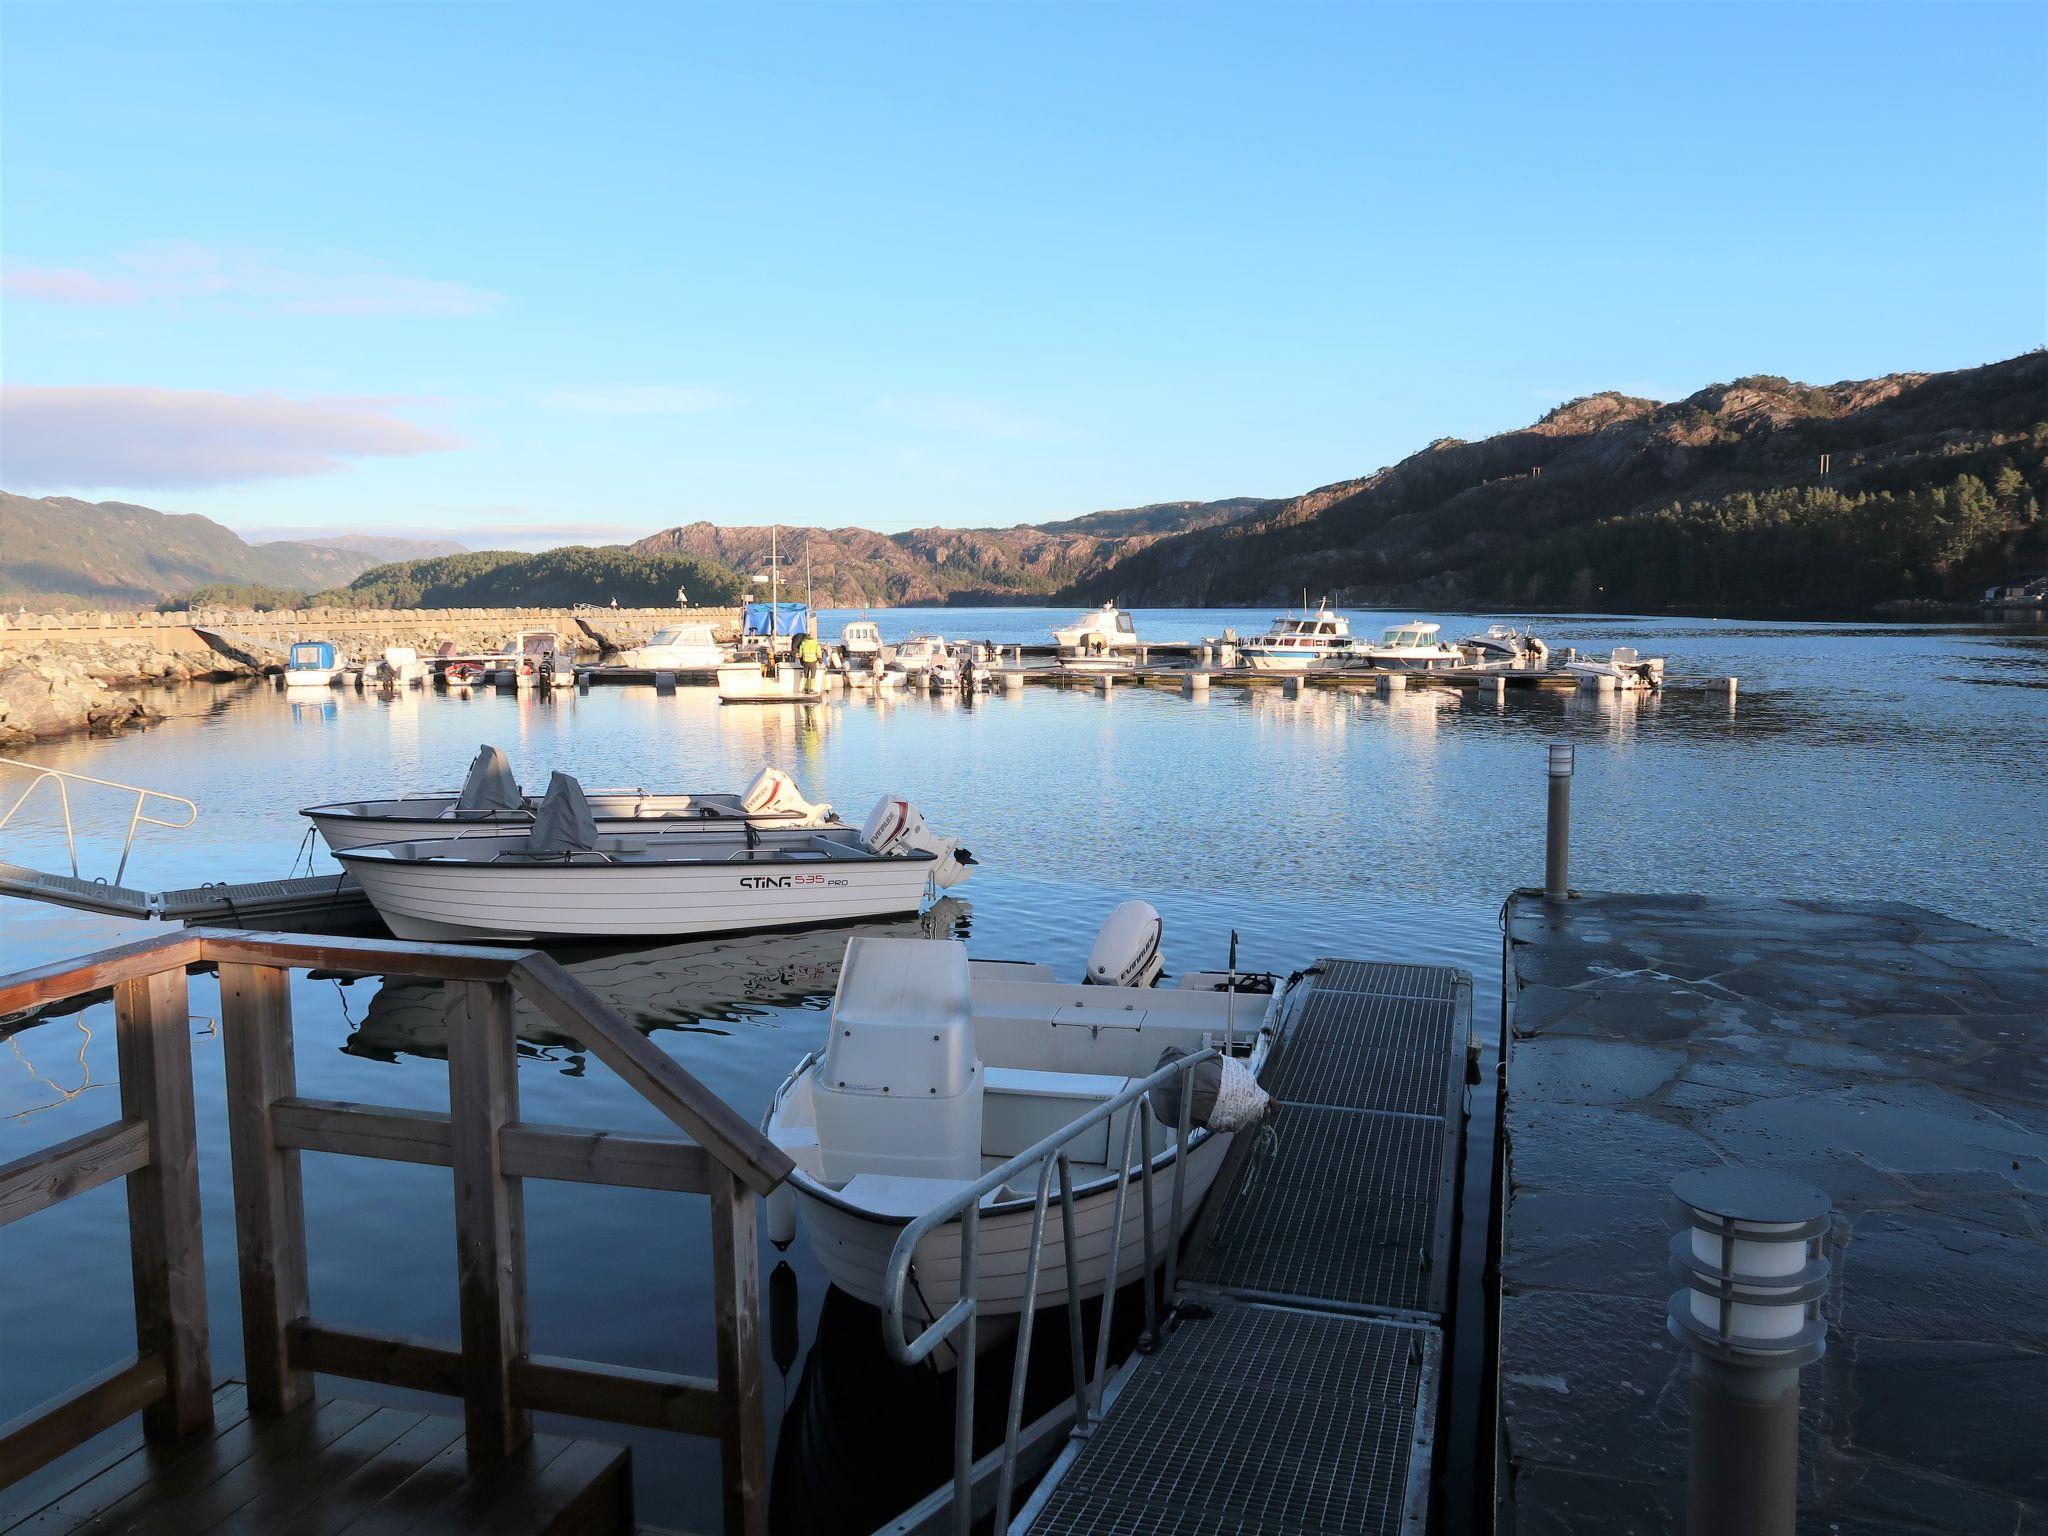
[765,905,1279,1363]
[346,897,972,1060]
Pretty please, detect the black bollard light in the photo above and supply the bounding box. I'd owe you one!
[1666,1166,1832,1536]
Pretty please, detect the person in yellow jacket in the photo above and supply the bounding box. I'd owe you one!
[795,630,823,691]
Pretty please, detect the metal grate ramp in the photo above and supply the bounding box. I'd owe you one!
[1183,961,1469,1318]
[155,872,372,926]
[0,860,152,917]
[1021,1301,1439,1536]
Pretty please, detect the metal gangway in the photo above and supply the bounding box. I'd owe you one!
[0,756,370,927]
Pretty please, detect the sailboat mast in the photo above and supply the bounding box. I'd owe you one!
[770,525,780,645]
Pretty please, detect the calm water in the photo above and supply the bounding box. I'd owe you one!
[1,606,2043,1530]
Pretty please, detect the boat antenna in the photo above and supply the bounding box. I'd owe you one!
[1224,928,1239,1052]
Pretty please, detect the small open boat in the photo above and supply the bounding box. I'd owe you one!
[1565,645,1666,690]
[1458,624,1549,671]
[764,904,1280,1362]
[334,773,974,942]
[304,748,841,852]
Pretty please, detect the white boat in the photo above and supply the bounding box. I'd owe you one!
[1565,645,1666,690]
[717,661,824,704]
[1053,602,1139,670]
[333,774,975,942]
[504,629,577,688]
[763,904,1278,1359]
[840,620,883,668]
[283,640,343,688]
[372,646,427,688]
[1237,602,1358,671]
[1458,624,1549,671]
[304,749,841,852]
[616,622,726,671]
[1358,621,1464,671]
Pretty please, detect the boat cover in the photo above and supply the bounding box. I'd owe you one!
[455,745,523,813]
[527,772,599,856]
[289,641,336,669]
[743,602,811,636]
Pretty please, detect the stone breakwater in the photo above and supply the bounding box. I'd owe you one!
[0,607,744,748]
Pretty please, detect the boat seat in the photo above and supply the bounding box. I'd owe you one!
[982,1067,1131,1165]
[835,1173,989,1217]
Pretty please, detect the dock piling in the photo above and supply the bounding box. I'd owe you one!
[1282,676,1303,699]
[1004,671,1024,694]
[1098,674,1114,696]
[1545,744,1573,900]
[1377,672,1407,696]
[1183,672,1208,697]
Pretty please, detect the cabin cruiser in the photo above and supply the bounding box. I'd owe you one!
[838,620,885,682]
[1457,624,1550,671]
[888,634,948,685]
[334,773,974,942]
[763,903,1279,1359]
[283,641,343,688]
[616,622,725,671]
[1358,621,1464,672]
[1565,646,1666,691]
[1053,602,1139,670]
[1237,603,1358,670]
[717,660,825,704]
[371,646,427,688]
[304,748,842,852]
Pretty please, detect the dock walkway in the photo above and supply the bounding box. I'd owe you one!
[1017,959,1471,1535]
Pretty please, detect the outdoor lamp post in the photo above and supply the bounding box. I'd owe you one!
[1544,743,1573,899]
[1666,1166,1832,1536]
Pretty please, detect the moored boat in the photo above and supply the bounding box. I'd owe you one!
[334,773,975,942]
[1358,621,1464,671]
[1053,602,1139,671]
[1565,645,1666,690]
[717,661,825,704]
[372,646,427,687]
[304,747,841,852]
[1457,624,1550,671]
[616,622,726,671]
[283,640,343,688]
[763,904,1279,1363]
[1237,602,1358,670]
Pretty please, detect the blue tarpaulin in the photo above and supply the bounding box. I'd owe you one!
[743,603,812,636]
[288,641,336,669]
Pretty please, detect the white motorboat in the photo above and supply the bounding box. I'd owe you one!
[1457,624,1549,671]
[334,774,975,942]
[763,904,1279,1359]
[717,661,825,704]
[840,620,883,670]
[1053,602,1139,671]
[372,646,428,688]
[304,748,842,852]
[889,634,948,683]
[1237,602,1359,671]
[505,629,577,688]
[616,622,726,671]
[1565,645,1666,691]
[283,640,343,688]
[1358,621,1464,672]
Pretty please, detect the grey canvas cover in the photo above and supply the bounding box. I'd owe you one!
[527,771,600,856]
[454,745,523,814]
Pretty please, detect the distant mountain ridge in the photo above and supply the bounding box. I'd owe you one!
[630,498,1271,605]
[1064,352,2048,613]
[0,493,394,609]
[263,533,467,562]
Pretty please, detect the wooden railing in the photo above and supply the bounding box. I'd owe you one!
[0,928,794,1535]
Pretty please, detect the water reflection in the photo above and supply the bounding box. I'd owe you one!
[342,899,973,1063]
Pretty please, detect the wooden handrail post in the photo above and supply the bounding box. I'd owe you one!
[113,967,212,1440]
[447,979,531,1461]
[710,1168,768,1536]
[219,962,312,1416]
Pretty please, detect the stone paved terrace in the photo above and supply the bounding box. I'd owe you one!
[1499,891,2048,1536]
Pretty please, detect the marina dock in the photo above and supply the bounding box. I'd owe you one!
[1498,890,2048,1533]
[1014,958,1472,1534]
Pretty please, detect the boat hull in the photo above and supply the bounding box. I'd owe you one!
[339,854,935,942]
[283,669,340,688]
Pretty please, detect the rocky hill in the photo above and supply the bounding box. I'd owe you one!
[1065,352,2048,614]
[632,499,1271,605]
[0,493,393,609]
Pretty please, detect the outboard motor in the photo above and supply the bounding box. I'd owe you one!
[743,766,833,825]
[1085,900,1164,988]
[860,797,975,888]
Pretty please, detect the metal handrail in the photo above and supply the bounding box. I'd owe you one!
[0,756,199,885]
[880,1046,1219,1536]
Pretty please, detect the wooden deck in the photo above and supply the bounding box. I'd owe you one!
[1,1383,631,1535]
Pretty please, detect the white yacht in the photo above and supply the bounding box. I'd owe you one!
[304,749,841,851]
[616,622,725,671]
[334,774,975,942]
[283,640,343,688]
[1053,602,1139,670]
[1359,621,1464,672]
[763,904,1279,1356]
[1237,603,1358,670]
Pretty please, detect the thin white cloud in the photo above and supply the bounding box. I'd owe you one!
[872,392,1057,440]
[1,241,500,319]
[541,385,729,415]
[0,385,462,491]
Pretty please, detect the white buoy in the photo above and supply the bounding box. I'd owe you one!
[1183,672,1209,696]
[766,1184,796,1249]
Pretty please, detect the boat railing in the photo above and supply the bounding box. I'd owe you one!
[0,755,199,885]
[0,929,792,1535]
[879,1046,1220,1536]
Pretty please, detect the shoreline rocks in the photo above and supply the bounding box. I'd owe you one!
[0,642,253,748]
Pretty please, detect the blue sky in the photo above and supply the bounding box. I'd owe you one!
[3,1,2044,547]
